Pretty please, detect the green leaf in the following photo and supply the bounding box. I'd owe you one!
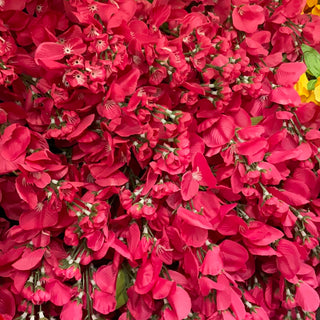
[307,79,317,91]
[301,44,320,77]
[251,116,263,125]
[115,268,128,309]
[116,289,128,309]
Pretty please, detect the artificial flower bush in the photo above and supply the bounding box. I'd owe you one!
[0,0,320,319]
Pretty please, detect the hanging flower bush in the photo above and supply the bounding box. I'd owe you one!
[0,0,320,320]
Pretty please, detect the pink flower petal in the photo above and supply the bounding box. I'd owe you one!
[180,222,208,248]
[200,246,224,276]
[94,264,117,294]
[0,288,15,318]
[45,279,73,306]
[274,62,306,86]
[177,207,213,229]
[193,152,217,188]
[61,300,83,320]
[12,248,45,271]
[35,42,65,64]
[152,278,173,300]
[202,115,235,147]
[276,239,301,281]
[181,171,199,201]
[295,282,320,312]
[168,285,191,320]
[219,240,249,272]
[92,290,116,315]
[232,5,265,33]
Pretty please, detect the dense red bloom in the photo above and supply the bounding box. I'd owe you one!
[0,0,319,319]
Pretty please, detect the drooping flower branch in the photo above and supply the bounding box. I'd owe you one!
[0,0,320,320]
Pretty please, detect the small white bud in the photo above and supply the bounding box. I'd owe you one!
[300,230,307,237]
[85,203,93,210]
[83,209,91,216]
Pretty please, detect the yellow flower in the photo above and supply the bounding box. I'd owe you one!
[311,4,320,15]
[294,73,320,106]
[294,73,310,102]
[307,0,318,8]
[314,77,320,103]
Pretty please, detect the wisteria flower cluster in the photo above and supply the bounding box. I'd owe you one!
[1,0,320,319]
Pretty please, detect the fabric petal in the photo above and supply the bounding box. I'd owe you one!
[12,248,45,271]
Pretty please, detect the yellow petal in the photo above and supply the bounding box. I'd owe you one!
[311,5,320,16]
[307,0,317,7]
[314,84,320,102]
[306,92,317,103]
[295,73,310,98]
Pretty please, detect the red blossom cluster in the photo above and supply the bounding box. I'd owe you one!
[1,0,320,319]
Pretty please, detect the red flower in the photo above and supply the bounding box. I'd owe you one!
[274,62,306,86]
[61,300,83,320]
[45,279,72,306]
[0,124,30,174]
[12,248,45,271]
[269,86,302,106]
[35,38,87,69]
[0,289,15,320]
[167,284,192,320]
[198,114,235,151]
[295,281,320,312]
[276,239,301,282]
[127,287,154,320]
[200,246,224,276]
[181,152,216,201]
[134,255,162,295]
[232,5,265,33]
[0,0,319,318]
[92,290,117,315]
